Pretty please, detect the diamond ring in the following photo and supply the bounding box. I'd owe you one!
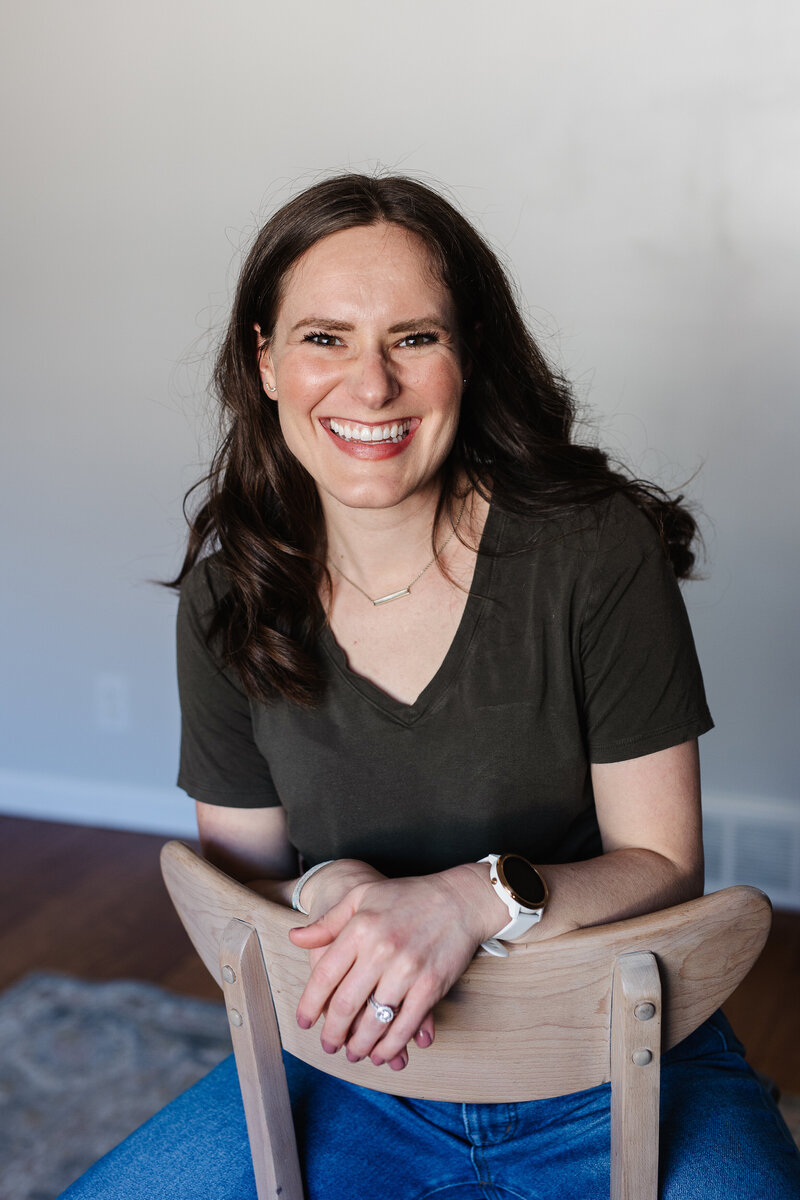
[368,993,398,1024]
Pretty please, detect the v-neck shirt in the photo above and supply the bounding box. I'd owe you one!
[176,494,712,877]
[317,502,500,727]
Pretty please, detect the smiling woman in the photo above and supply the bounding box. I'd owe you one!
[59,174,800,1199]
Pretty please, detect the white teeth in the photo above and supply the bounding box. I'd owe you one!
[329,419,411,442]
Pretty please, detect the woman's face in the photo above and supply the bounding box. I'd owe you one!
[259,222,465,515]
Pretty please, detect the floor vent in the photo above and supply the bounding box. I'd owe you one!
[703,793,800,911]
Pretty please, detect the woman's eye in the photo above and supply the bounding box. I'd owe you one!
[398,331,439,348]
[303,331,343,347]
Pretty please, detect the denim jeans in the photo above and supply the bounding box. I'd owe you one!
[59,1011,800,1199]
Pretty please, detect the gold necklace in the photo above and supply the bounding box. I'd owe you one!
[331,495,468,607]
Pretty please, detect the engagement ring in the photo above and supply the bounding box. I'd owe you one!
[368,993,398,1024]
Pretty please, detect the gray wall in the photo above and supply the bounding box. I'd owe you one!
[2,1,798,834]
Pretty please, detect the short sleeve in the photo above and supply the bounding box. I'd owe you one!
[580,496,713,763]
[176,558,282,808]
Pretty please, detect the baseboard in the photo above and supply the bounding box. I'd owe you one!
[0,769,197,837]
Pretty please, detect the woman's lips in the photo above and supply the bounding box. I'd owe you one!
[320,417,419,459]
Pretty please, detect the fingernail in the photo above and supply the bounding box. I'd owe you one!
[390,1056,407,1071]
[416,1029,432,1047]
[371,1055,385,1066]
[346,1049,363,1063]
[321,1040,339,1055]
[297,1015,312,1030]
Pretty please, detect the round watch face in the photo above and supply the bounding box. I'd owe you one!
[498,855,548,909]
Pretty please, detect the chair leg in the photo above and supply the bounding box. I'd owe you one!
[220,919,305,1200]
[610,950,662,1200]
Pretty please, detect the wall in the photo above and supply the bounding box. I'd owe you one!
[1,2,797,856]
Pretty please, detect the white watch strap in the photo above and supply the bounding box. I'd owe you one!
[478,853,545,956]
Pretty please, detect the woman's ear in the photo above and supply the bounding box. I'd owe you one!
[254,323,278,399]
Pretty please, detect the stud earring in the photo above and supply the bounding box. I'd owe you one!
[264,382,278,397]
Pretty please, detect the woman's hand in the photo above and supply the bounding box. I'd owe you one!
[298,858,386,922]
[289,864,503,1070]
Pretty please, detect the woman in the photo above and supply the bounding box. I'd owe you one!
[62,175,800,1198]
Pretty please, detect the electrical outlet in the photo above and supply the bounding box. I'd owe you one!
[94,673,131,732]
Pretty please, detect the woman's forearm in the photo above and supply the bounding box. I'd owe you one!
[244,875,297,907]
[444,847,704,946]
[247,844,702,945]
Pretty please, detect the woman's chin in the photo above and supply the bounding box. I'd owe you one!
[316,475,442,516]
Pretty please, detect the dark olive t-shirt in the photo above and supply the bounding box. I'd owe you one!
[176,495,712,876]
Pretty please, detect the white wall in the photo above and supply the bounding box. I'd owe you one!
[1,1,798,837]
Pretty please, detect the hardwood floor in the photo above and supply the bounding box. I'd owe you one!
[1,813,798,1092]
[0,815,217,1002]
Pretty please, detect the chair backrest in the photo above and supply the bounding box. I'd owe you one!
[161,841,771,1199]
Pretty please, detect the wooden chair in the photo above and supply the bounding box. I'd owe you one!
[161,840,771,1200]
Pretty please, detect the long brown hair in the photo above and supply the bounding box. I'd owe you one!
[171,173,699,705]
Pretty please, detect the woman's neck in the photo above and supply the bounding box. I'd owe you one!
[322,484,449,598]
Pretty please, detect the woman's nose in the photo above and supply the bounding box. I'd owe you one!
[347,351,398,408]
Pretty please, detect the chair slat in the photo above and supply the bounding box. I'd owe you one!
[220,921,304,1200]
[610,951,662,1200]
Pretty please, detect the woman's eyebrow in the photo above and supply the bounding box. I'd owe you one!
[387,316,451,334]
[289,315,452,334]
[290,316,353,333]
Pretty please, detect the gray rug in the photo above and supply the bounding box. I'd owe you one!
[0,972,232,1200]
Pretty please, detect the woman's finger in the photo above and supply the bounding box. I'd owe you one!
[289,890,361,949]
[369,979,445,1065]
[346,979,433,1064]
[343,1010,434,1064]
[337,983,407,1061]
[315,955,407,1051]
[294,937,360,1030]
[414,1011,435,1048]
[289,923,337,949]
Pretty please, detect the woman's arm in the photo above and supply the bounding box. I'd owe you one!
[195,802,298,905]
[290,740,704,1067]
[195,800,391,908]
[507,738,704,940]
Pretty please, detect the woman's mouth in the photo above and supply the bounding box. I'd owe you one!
[324,418,414,445]
[319,417,420,460]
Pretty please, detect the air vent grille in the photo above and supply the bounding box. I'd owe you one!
[703,794,800,910]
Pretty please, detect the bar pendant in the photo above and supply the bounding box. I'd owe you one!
[373,588,411,606]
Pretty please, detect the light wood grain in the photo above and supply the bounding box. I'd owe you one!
[161,840,771,1104]
[611,951,662,1200]
[220,921,304,1200]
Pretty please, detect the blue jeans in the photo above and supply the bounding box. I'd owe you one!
[59,1012,800,1199]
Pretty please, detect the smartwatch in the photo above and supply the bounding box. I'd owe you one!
[478,853,549,957]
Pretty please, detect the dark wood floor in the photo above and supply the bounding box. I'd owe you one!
[2,813,799,1092]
